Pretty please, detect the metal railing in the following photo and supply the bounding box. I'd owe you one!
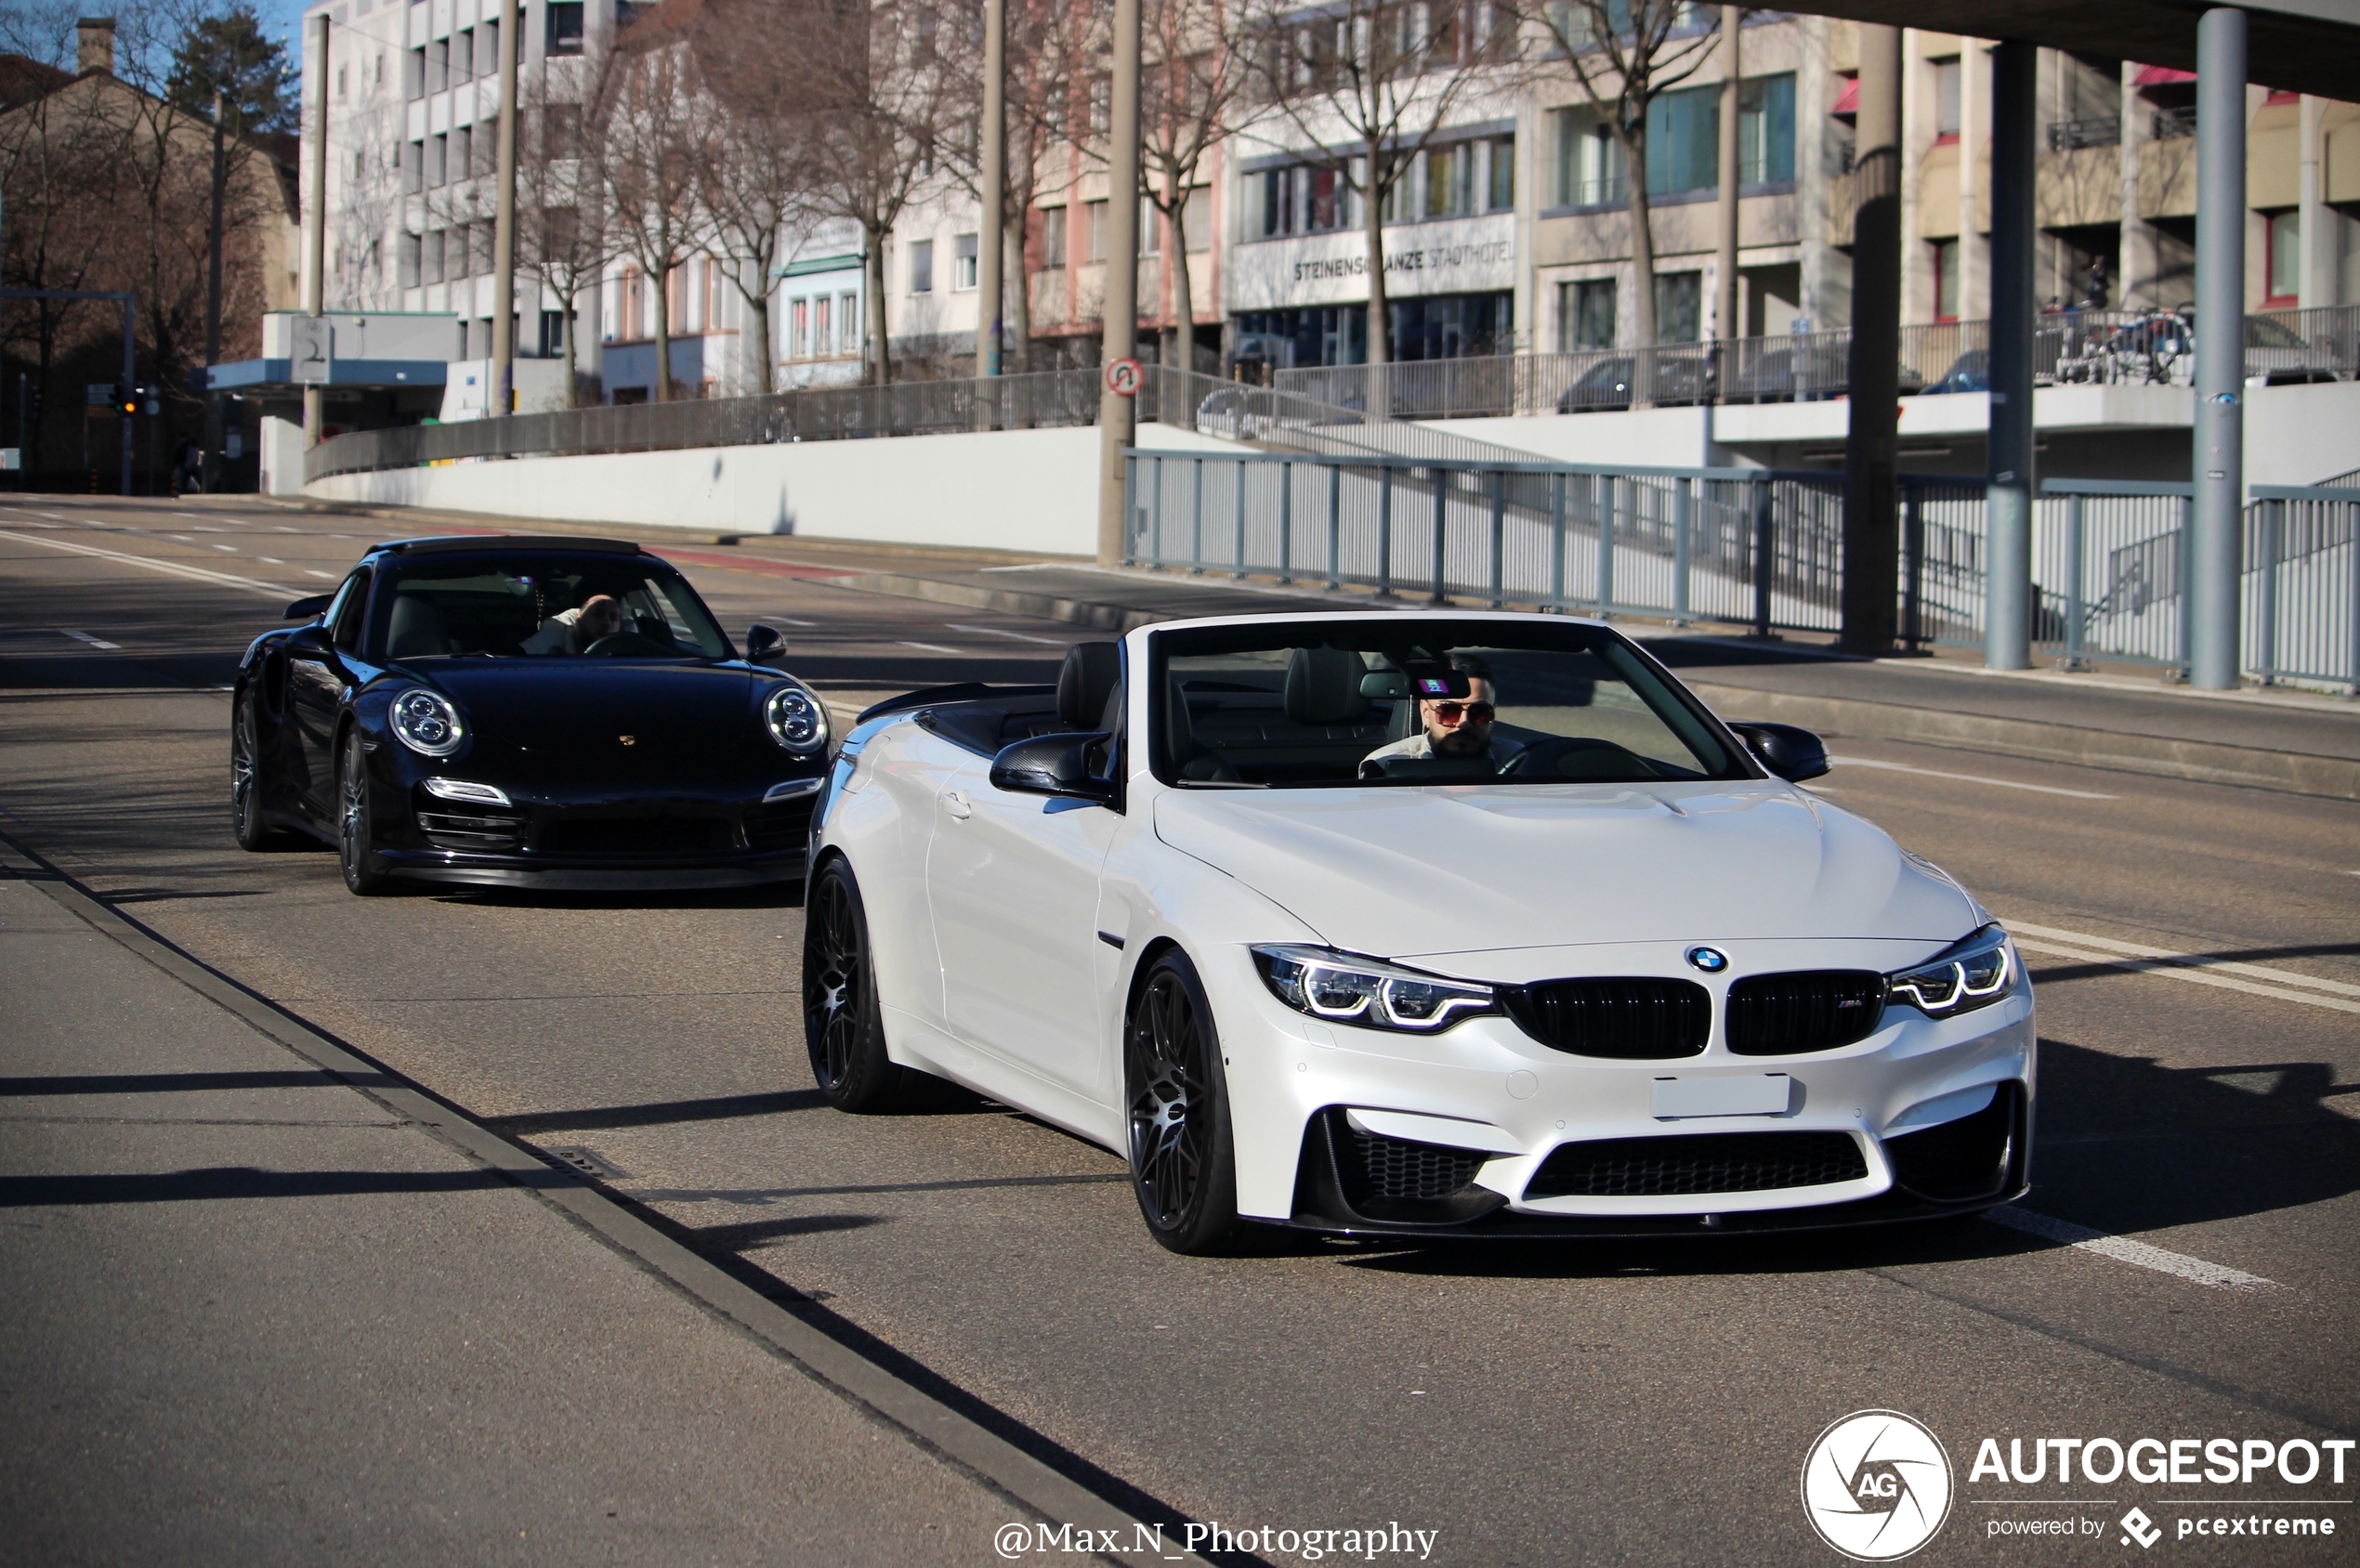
[2047,116,2122,151]
[1268,306,2360,421]
[1125,451,2360,690]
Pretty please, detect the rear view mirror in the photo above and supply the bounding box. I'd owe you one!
[1728,721,1829,783]
[990,732,1115,806]
[744,623,785,663]
[282,594,333,621]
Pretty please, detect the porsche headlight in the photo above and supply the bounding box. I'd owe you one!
[1886,923,2016,1017]
[765,684,829,754]
[1252,945,1497,1033]
[388,686,465,758]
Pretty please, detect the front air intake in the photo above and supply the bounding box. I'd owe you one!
[1503,978,1711,1059]
[1724,971,1886,1054]
[1525,1131,1868,1199]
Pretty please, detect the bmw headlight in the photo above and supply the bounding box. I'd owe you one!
[1886,923,2016,1017]
[765,684,829,754]
[1252,945,1497,1033]
[388,686,465,758]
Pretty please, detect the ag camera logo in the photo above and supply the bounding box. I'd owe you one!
[1802,1410,1955,1561]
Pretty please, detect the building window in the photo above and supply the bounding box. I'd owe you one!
[452,30,472,80]
[374,50,384,85]
[791,298,808,359]
[910,239,933,294]
[1041,206,1067,268]
[2265,210,2300,304]
[815,294,833,355]
[547,1,584,54]
[428,133,447,187]
[1488,135,1514,210]
[1559,278,1616,350]
[1261,167,1295,236]
[1185,187,1212,251]
[1555,112,1628,207]
[450,126,470,182]
[1654,270,1702,343]
[1140,197,1161,255]
[1738,74,1796,185]
[337,62,347,98]
[1933,58,1961,141]
[1085,200,1108,262]
[406,46,425,98]
[403,139,423,192]
[1089,76,1110,133]
[1931,238,1960,321]
[426,37,447,94]
[953,232,979,288]
[1425,142,1474,217]
[621,268,644,338]
[400,231,422,287]
[477,21,496,78]
[838,293,859,350]
[1648,85,1718,196]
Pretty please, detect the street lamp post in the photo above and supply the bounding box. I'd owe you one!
[1095,0,1142,567]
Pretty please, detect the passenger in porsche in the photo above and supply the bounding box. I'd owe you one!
[521,593,625,655]
[1361,655,1514,769]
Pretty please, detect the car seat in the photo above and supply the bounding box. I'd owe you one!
[386,595,454,659]
[1165,677,1241,782]
[1055,641,1122,731]
[1282,647,1370,726]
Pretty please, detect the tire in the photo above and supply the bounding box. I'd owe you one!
[230,687,292,851]
[336,728,393,896]
[1125,950,1242,1255]
[802,859,929,1113]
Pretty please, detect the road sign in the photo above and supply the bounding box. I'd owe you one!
[289,316,332,384]
[0,449,18,471]
[1103,357,1142,398]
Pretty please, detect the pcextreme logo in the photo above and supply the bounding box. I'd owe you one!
[1802,1410,1957,1561]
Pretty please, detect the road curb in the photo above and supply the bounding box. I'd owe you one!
[830,570,1160,632]
[1686,682,2360,801]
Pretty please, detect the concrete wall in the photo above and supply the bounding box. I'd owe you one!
[308,421,1235,555]
[1425,408,1717,468]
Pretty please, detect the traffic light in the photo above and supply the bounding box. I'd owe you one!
[114,383,137,417]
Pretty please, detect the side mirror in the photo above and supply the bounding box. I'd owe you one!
[1728,721,1829,784]
[990,732,1115,805]
[282,594,333,621]
[284,623,341,665]
[744,623,785,663]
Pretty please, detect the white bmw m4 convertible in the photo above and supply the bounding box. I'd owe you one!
[803,612,2033,1253]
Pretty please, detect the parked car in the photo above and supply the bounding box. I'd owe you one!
[803,615,2033,1252]
[231,534,830,894]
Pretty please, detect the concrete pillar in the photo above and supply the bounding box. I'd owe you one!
[1095,0,1142,566]
[304,12,330,448]
[977,0,1005,385]
[1840,25,1904,655]
[1985,41,2037,671]
[2298,95,2330,307]
[2119,62,2159,309]
[491,0,519,415]
[1714,7,1742,345]
[1959,41,1989,319]
[2189,7,2246,689]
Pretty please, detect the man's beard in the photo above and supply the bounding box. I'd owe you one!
[1431,725,1488,757]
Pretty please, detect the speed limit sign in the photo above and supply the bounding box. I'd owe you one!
[1103,357,1143,398]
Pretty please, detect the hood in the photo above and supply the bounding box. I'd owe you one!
[407,660,765,784]
[1153,782,1977,960]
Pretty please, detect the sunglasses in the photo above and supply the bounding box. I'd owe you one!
[1428,700,1494,724]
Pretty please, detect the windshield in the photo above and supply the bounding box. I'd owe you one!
[370,554,731,661]
[1149,620,1747,788]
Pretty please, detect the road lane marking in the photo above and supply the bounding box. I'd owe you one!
[0,529,294,599]
[260,556,284,564]
[1986,1208,2277,1290]
[949,623,1068,645]
[211,543,238,553]
[304,568,335,579]
[1829,755,2117,800]
[2007,921,2360,999]
[57,630,120,649]
[898,641,964,655]
[757,616,818,627]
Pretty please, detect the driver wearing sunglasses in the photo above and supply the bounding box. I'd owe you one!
[1361,655,1515,770]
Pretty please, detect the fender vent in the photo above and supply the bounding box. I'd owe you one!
[1884,1085,2020,1202]
[1725,971,1886,1054]
[1503,978,1711,1059]
[1526,1131,1868,1199]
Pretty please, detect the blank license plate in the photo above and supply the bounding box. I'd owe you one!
[1651,1074,1793,1118]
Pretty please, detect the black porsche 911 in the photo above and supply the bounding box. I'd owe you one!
[230,534,831,894]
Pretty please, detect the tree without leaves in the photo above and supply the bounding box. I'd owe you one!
[585,9,713,401]
[1243,0,1515,390]
[1516,0,1718,399]
[1140,0,1258,374]
[513,87,619,403]
[686,0,814,397]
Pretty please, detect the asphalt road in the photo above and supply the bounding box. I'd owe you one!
[3,496,2354,1567]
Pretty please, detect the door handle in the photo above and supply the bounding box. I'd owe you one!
[943,790,972,820]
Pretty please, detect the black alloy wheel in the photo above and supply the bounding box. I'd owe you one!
[230,687,290,851]
[1125,951,1242,1254]
[802,859,926,1112]
[337,728,392,896]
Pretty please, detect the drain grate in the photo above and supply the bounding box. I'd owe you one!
[544,1144,627,1181]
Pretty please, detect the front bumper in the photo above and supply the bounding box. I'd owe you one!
[1204,940,2036,1233]
[379,847,805,891]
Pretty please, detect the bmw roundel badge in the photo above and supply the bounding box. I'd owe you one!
[1685,946,1730,973]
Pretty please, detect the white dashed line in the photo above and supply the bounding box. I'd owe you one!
[758,616,819,628]
[899,641,964,655]
[259,556,284,564]
[0,529,295,598]
[211,543,238,553]
[949,623,1068,645]
[56,629,120,649]
[1829,755,2117,800]
[1985,1208,2277,1290]
[2007,921,2360,1015]
[304,569,335,579]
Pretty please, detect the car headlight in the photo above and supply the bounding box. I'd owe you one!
[766,684,829,754]
[1252,944,1497,1033]
[388,686,465,758]
[1886,923,2016,1016]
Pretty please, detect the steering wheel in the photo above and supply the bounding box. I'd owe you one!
[1498,736,1658,780]
[582,631,671,658]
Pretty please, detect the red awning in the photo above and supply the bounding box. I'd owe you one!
[1832,75,1858,117]
[2134,65,2198,85]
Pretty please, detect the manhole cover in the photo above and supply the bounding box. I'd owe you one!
[544,1145,627,1181]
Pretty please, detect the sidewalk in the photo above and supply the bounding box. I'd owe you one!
[0,839,1168,1567]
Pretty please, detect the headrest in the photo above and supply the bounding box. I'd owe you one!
[1056,641,1121,729]
[1284,647,1370,725]
[386,595,446,658]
